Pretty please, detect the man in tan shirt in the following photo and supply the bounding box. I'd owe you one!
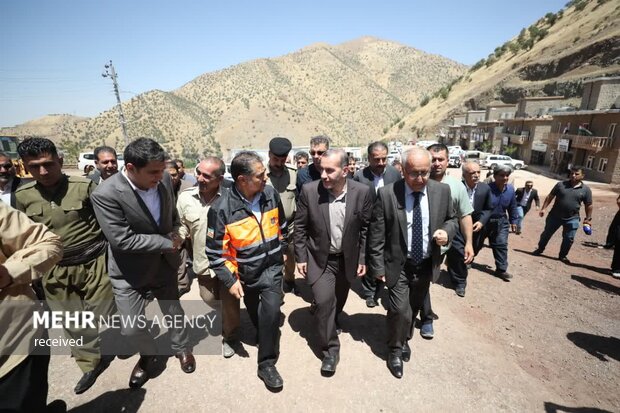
[177,157,240,358]
[0,203,63,412]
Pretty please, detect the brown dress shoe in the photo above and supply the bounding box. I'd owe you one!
[176,349,196,373]
[129,356,154,389]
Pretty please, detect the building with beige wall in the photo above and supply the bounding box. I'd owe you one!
[543,77,620,183]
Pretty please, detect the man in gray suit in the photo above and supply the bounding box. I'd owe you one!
[295,149,373,375]
[368,148,458,378]
[91,137,195,389]
[353,141,403,307]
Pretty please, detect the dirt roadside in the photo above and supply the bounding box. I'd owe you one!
[46,169,619,412]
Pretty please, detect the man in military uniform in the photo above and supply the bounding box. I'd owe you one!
[266,137,298,295]
[14,137,115,395]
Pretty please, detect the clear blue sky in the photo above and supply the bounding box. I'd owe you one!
[0,0,567,127]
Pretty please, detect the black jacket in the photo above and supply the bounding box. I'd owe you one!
[515,187,540,214]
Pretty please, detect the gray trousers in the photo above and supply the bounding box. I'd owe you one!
[110,273,190,355]
[311,254,350,358]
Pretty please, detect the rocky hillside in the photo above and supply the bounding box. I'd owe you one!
[387,0,620,140]
[1,37,465,160]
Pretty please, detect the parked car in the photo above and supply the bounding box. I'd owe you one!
[448,154,462,168]
[481,155,526,170]
[78,151,125,174]
[462,150,490,164]
[78,152,96,174]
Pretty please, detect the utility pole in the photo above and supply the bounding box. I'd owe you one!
[102,60,129,146]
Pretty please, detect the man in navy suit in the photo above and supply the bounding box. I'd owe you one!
[353,142,402,307]
[448,161,493,297]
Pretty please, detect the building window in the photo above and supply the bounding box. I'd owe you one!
[597,158,608,173]
[609,123,617,138]
[585,156,594,169]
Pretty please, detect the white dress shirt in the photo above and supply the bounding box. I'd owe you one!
[123,171,161,225]
[405,183,430,259]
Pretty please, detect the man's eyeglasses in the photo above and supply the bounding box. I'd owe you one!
[0,162,13,170]
[406,170,430,179]
[309,150,325,156]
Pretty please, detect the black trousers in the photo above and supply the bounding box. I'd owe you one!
[360,273,384,301]
[387,259,432,356]
[243,273,283,369]
[447,230,468,289]
[312,254,350,358]
[0,354,50,412]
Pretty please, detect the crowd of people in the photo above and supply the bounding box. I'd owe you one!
[0,136,612,412]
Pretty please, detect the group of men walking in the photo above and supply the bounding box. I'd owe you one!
[0,135,598,411]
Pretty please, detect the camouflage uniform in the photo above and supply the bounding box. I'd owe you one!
[267,164,297,283]
[15,175,115,373]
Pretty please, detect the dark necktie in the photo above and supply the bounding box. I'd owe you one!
[410,192,424,264]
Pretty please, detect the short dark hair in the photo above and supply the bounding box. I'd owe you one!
[426,143,449,156]
[17,137,58,159]
[231,151,263,181]
[367,141,388,157]
[570,165,585,174]
[174,159,185,168]
[202,156,226,178]
[294,151,309,162]
[525,180,534,185]
[123,137,167,168]
[323,149,348,168]
[94,146,117,161]
[310,135,330,149]
[165,161,179,172]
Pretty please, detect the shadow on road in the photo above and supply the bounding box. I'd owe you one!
[68,388,146,413]
[544,401,614,413]
[566,331,620,362]
[571,275,620,295]
[514,249,610,275]
[287,307,324,359]
[343,312,387,361]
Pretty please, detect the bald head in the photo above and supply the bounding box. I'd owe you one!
[403,148,431,192]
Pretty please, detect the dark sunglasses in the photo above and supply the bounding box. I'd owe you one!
[309,150,325,156]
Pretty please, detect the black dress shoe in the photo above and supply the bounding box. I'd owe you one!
[129,356,154,389]
[46,399,67,413]
[320,354,339,374]
[455,286,466,297]
[387,354,403,379]
[74,356,112,394]
[402,342,411,363]
[365,297,378,308]
[176,349,196,373]
[257,365,283,389]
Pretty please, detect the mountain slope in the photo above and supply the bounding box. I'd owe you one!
[387,0,620,139]
[1,37,466,159]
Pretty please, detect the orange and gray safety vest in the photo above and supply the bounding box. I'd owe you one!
[205,185,287,289]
